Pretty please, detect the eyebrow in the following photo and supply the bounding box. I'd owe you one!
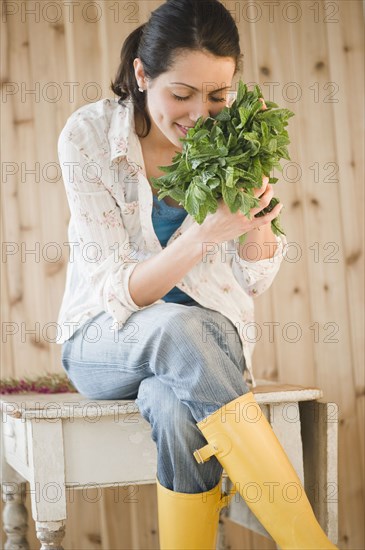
[170,82,231,92]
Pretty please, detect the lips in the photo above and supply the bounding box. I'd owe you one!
[176,123,193,136]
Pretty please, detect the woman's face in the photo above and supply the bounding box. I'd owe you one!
[133,50,236,151]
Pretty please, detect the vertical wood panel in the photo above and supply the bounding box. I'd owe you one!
[3,4,49,376]
[326,0,365,484]
[99,485,134,549]
[1,11,17,375]
[0,248,14,375]
[62,0,106,108]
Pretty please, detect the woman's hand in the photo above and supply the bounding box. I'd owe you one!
[197,176,283,245]
[195,97,284,246]
[252,175,282,219]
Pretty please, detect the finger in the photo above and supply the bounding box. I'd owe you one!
[253,175,270,198]
[261,175,270,193]
[252,185,274,214]
[259,97,267,110]
[253,202,283,228]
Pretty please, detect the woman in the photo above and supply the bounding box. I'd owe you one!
[57,0,337,548]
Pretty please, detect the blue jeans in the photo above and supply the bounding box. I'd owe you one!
[61,302,249,493]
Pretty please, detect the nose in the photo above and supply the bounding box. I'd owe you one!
[189,113,202,124]
[189,97,212,123]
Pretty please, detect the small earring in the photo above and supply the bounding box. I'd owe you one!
[138,87,145,93]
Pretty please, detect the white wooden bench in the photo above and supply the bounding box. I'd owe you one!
[0,381,338,549]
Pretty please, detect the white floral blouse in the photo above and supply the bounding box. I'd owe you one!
[56,95,287,385]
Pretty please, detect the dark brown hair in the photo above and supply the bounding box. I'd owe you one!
[110,0,243,137]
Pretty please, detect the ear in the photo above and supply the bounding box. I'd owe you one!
[133,58,147,89]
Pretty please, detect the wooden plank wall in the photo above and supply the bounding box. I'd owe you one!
[1,0,364,548]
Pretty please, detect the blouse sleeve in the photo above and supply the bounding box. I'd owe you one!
[231,234,287,297]
[58,130,146,324]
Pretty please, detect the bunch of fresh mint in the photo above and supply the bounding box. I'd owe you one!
[151,79,295,244]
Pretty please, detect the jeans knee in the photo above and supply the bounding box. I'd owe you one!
[165,307,238,353]
[136,376,195,436]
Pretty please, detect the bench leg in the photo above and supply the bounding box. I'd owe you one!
[300,400,339,544]
[2,481,30,550]
[35,521,65,550]
[216,513,226,550]
[27,420,67,549]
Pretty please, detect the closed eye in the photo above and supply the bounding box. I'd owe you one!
[172,94,226,103]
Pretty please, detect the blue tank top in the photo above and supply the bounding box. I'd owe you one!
[151,195,198,305]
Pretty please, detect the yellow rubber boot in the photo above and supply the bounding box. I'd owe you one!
[156,475,229,550]
[193,392,338,550]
